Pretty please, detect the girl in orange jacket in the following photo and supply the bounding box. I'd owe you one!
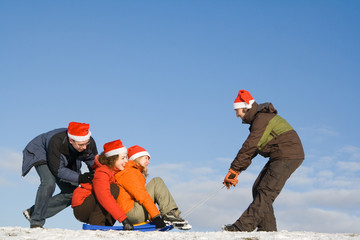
[71,140,133,230]
[115,145,188,229]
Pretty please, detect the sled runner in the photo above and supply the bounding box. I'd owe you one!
[82,222,174,232]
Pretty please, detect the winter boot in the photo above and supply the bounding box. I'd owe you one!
[163,209,184,222]
[163,209,191,230]
[222,224,242,232]
[30,225,43,229]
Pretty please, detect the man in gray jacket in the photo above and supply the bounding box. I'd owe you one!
[22,122,98,228]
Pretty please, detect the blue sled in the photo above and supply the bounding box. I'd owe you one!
[82,222,174,232]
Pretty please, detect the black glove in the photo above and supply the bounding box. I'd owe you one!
[121,218,133,231]
[78,172,94,183]
[152,215,166,229]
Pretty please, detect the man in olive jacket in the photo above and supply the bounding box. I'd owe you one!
[22,122,98,228]
[223,90,304,232]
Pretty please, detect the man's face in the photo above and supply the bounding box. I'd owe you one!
[69,139,90,152]
[235,108,247,120]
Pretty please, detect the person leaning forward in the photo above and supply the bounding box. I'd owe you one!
[22,122,98,228]
[223,90,304,232]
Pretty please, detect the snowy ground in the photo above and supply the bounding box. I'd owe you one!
[1,227,359,240]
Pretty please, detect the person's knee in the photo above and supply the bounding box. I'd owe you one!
[256,188,276,205]
[39,179,56,194]
[73,207,88,223]
[152,177,164,184]
[65,192,73,199]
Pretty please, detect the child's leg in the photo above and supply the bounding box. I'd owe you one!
[145,177,178,215]
[126,202,148,224]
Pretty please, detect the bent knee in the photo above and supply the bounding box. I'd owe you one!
[39,180,56,190]
[152,177,164,184]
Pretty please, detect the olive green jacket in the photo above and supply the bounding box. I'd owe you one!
[230,102,304,172]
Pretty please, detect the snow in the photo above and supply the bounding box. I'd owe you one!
[1,227,359,240]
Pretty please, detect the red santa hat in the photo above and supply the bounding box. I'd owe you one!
[103,139,127,157]
[233,90,255,109]
[67,122,91,142]
[127,145,151,161]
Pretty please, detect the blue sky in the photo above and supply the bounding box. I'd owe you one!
[1,0,359,233]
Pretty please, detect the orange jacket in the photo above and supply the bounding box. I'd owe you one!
[115,161,160,220]
[71,159,127,222]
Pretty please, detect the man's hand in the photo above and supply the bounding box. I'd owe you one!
[78,172,94,183]
[223,168,240,189]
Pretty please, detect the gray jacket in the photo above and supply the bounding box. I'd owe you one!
[22,128,65,176]
[22,128,98,184]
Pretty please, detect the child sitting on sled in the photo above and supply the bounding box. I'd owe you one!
[71,140,133,230]
[114,145,190,230]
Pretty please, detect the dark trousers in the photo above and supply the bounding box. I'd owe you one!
[234,159,303,232]
[73,184,119,226]
[29,164,77,227]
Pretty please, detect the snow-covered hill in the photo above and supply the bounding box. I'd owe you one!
[1,227,359,240]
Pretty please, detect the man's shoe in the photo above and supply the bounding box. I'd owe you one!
[222,224,242,232]
[30,225,43,229]
[23,209,31,221]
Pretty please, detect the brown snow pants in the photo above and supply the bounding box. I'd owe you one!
[73,184,119,226]
[234,159,303,232]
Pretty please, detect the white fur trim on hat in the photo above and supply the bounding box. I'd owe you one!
[105,147,127,157]
[233,99,255,110]
[68,131,91,142]
[129,151,151,161]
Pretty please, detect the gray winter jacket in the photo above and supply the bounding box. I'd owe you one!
[22,128,65,176]
[22,128,98,184]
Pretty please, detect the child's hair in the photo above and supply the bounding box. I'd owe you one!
[133,158,149,179]
[98,152,118,168]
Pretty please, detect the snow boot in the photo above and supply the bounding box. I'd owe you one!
[163,209,192,230]
[222,224,242,232]
[30,225,43,229]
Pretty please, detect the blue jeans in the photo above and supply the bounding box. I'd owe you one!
[29,164,77,227]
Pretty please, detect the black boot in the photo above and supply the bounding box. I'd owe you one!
[222,224,242,232]
[30,225,43,229]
